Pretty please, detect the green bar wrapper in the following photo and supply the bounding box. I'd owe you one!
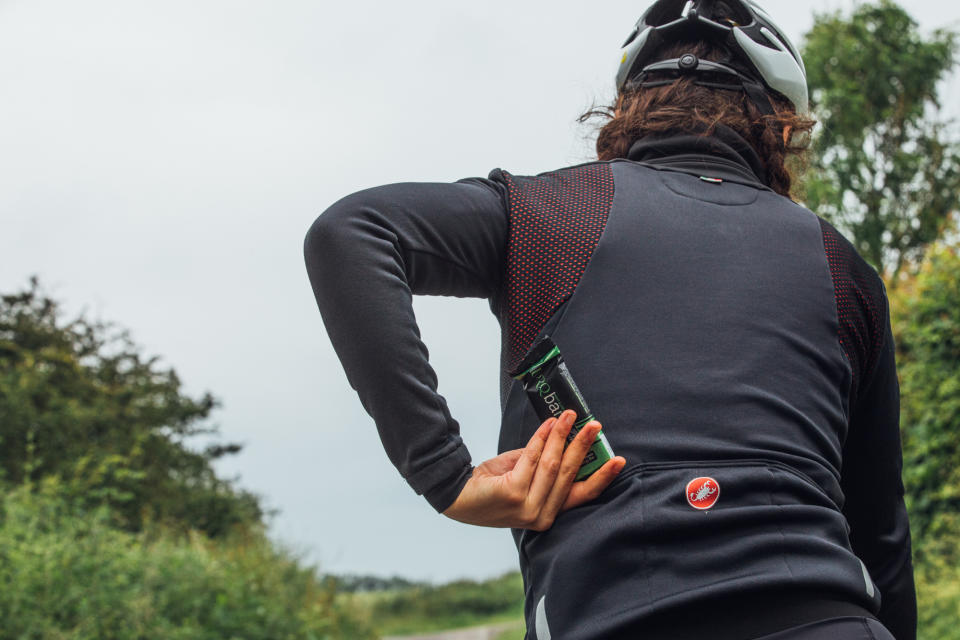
[508,335,614,480]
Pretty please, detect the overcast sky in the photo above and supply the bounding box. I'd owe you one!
[2,0,958,584]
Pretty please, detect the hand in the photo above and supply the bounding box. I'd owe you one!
[441,409,627,531]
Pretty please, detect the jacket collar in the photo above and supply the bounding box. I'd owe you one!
[625,124,770,189]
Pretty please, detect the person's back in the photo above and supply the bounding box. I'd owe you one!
[303,1,917,638]
[492,146,910,638]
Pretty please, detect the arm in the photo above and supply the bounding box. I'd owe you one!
[840,285,917,640]
[303,177,508,512]
[303,175,627,522]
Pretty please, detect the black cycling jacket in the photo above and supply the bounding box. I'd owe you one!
[303,127,917,640]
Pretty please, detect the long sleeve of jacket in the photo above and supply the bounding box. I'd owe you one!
[303,176,508,513]
[840,284,918,640]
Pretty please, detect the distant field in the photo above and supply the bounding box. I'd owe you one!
[494,626,526,640]
[333,571,525,637]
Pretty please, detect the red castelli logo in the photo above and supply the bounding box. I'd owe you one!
[686,477,720,510]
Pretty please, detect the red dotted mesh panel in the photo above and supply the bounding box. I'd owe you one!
[818,217,887,405]
[491,163,615,401]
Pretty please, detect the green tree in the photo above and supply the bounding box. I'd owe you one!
[801,0,960,282]
[888,231,960,638]
[0,276,267,537]
[890,233,960,551]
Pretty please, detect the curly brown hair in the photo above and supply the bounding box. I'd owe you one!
[577,40,817,199]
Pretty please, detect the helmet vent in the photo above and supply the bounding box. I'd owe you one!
[713,1,752,27]
[645,1,686,27]
[622,0,809,112]
[644,1,754,29]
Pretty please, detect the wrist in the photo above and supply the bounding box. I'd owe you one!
[427,462,475,514]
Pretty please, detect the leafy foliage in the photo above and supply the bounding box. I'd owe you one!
[0,276,266,538]
[890,240,960,548]
[0,479,376,640]
[800,6,960,631]
[801,0,960,280]
[886,232,960,639]
[913,514,960,639]
[0,277,380,637]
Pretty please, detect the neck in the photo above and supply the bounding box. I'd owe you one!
[625,124,769,187]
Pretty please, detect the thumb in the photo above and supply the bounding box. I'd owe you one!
[484,449,524,477]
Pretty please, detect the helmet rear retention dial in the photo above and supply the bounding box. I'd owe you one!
[679,54,699,71]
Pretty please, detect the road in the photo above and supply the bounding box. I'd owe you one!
[383,621,523,640]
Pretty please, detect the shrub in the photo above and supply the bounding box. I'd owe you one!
[0,479,375,640]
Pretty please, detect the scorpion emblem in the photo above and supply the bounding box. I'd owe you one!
[686,476,720,509]
[690,480,717,503]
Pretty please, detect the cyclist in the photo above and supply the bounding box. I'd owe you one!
[303,1,917,637]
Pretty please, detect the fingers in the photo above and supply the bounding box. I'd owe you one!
[440,412,625,530]
[526,409,576,507]
[536,419,603,526]
[510,416,557,488]
[561,455,627,513]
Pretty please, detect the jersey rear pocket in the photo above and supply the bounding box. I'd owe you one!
[636,459,845,604]
[518,459,866,638]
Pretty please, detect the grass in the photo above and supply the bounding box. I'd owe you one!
[494,625,527,640]
[377,612,523,637]
[334,571,525,636]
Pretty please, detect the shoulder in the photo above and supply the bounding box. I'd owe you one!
[486,161,619,214]
[487,159,618,186]
[816,216,887,301]
[815,216,890,399]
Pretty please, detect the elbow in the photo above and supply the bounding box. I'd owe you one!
[304,187,399,267]
[303,215,325,270]
[303,202,354,317]
[304,206,351,296]
[304,187,403,290]
[303,195,363,271]
[304,188,387,257]
[304,203,344,263]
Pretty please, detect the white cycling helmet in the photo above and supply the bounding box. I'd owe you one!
[615,0,809,114]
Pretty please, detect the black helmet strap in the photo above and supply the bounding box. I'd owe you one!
[740,78,776,117]
[628,54,776,117]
